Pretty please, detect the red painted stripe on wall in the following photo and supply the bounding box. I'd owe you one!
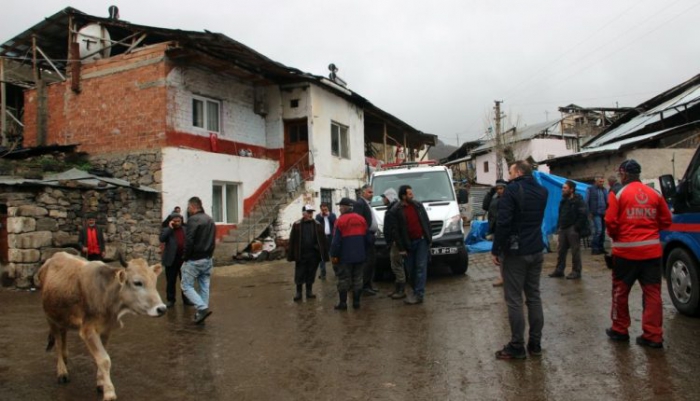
[165,131,283,161]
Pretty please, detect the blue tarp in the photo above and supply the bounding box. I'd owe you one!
[464,172,591,253]
[533,171,590,250]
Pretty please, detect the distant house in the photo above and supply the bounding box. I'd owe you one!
[558,104,631,148]
[0,7,435,264]
[545,73,700,184]
[466,119,577,185]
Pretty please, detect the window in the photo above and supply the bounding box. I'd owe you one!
[289,123,308,143]
[483,161,489,173]
[290,99,300,108]
[192,96,220,132]
[331,122,349,159]
[321,188,334,208]
[212,182,239,223]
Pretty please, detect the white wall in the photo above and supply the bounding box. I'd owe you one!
[161,147,279,222]
[308,85,366,181]
[167,66,267,146]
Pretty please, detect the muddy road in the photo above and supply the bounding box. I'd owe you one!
[1,252,699,400]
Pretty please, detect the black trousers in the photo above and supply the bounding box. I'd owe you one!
[363,244,377,288]
[295,256,321,286]
[165,259,184,302]
[86,254,103,261]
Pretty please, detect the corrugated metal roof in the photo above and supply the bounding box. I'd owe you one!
[0,168,159,193]
[471,119,568,154]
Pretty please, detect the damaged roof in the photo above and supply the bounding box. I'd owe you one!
[0,7,436,148]
[0,168,159,193]
[470,119,571,154]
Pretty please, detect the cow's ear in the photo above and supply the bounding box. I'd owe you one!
[116,269,127,285]
[151,263,163,276]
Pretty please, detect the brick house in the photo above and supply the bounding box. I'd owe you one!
[0,7,435,263]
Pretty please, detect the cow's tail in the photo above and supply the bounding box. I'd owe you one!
[46,333,55,352]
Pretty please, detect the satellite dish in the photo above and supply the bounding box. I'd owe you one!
[77,24,112,62]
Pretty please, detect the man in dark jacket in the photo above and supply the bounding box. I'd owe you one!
[315,203,337,280]
[549,180,589,280]
[353,184,378,295]
[330,198,369,310]
[78,212,106,261]
[391,185,432,305]
[181,196,216,325]
[586,175,609,255]
[159,213,191,307]
[492,160,548,360]
[288,205,330,301]
[382,188,406,299]
[483,179,508,237]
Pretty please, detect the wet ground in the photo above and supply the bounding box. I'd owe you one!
[1,251,700,401]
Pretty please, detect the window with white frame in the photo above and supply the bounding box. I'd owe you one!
[192,96,221,132]
[212,182,239,223]
[331,122,349,159]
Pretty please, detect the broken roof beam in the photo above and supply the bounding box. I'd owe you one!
[78,30,143,61]
[35,46,65,80]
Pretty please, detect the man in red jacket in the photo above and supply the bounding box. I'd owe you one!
[604,159,672,348]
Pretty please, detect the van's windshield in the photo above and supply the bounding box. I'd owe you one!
[371,171,455,207]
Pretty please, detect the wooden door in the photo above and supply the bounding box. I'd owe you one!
[284,119,309,171]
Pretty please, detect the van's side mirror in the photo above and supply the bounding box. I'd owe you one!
[659,174,677,203]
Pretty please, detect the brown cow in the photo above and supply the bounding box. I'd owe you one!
[37,251,166,401]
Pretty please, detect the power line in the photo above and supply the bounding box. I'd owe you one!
[505,0,688,104]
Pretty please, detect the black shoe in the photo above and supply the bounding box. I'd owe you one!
[527,343,542,356]
[391,283,406,300]
[495,343,526,360]
[548,271,564,278]
[566,273,581,280]
[306,292,317,299]
[363,288,377,296]
[293,292,302,302]
[193,308,212,325]
[334,302,347,310]
[636,336,663,349]
[606,328,630,342]
[404,295,423,305]
[166,301,175,308]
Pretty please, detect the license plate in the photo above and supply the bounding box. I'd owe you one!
[430,247,458,255]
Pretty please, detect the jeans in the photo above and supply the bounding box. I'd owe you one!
[181,258,213,311]
[554,226,581,275]
[502,253,544,346]
[592,215,605,252]
[405,238,429,298]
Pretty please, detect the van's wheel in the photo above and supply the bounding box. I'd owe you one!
[450,247,469,275]
[666,248,700,317]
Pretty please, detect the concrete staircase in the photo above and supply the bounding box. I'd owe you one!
[213,158,311,266]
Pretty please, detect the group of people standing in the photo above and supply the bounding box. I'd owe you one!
[487,159,671,361]
[287,183,433,310]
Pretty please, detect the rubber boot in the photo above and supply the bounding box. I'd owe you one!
[387,283,398,297]
[391,283,406,300]
[352,290,361,309]
[293,285,303,302]
[334,291,348,310]
[306,283,316,299]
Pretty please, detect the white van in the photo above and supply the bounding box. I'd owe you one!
[370,162,468,275]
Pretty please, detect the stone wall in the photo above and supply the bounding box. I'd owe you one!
[90,150,162,190]
[0,184,161,289]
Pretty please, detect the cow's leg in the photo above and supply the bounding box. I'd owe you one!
[80,327,117,401]
[95,332,111,393]
[48,321,69,383]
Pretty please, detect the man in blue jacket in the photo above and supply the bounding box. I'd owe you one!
[330,198,369,310]
[586,175,609,255]
[492,160,548,360]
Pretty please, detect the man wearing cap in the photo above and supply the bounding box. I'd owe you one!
[78,212,105,261]
[382,188,406,299]
[353,184,379,295]
[288,204,329,301]
[315,203,337,280]
[605,159,672,349]
[330,198,369,310]
[586,175,609,255]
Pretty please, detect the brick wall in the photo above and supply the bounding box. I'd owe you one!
[23,43,169,154]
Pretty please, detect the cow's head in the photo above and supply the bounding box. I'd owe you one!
[116,258,167,317]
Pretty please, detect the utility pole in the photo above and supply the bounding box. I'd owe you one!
[494,100,504,180]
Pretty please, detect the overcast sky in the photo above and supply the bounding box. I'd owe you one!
[2,0,699,146]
